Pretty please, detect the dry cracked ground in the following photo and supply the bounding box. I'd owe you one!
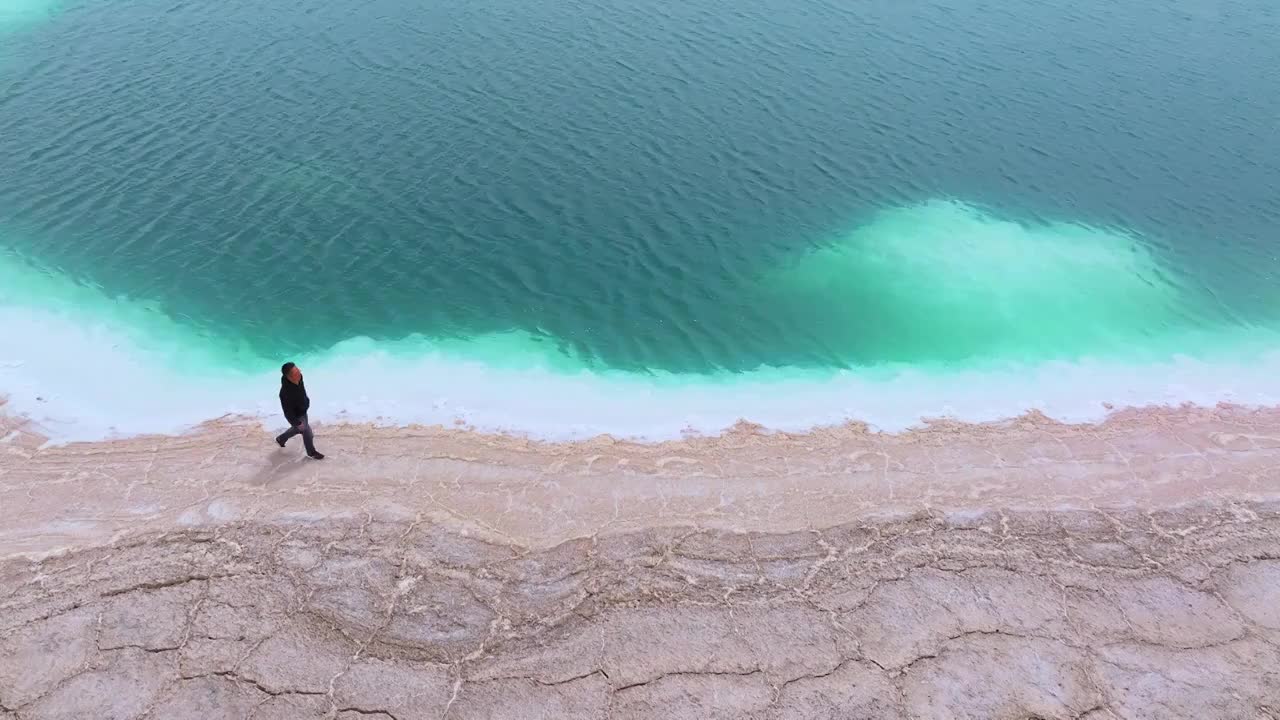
[2,406,1280,718]
[5,508,1280,719]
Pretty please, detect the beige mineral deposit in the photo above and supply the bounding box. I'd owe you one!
[2,402,1279,719]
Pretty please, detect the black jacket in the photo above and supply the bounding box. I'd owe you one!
[280,378,311,425]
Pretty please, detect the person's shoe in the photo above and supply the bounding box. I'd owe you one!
[276,436,288,448]
[308,452,325,460]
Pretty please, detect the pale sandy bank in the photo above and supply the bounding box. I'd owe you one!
[2,403,1279,718]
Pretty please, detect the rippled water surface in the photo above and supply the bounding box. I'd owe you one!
[1,0,1278,438]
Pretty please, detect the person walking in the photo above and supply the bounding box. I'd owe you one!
[275,362,324,459]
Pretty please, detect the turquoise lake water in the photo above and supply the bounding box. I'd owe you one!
[1,0,1278,439]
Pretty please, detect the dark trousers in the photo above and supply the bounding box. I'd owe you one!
[277,415,318,455]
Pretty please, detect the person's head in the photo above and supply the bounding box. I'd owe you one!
[281,362,302,384]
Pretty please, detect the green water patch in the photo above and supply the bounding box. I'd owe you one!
[260,155,365,197]
[0,245,612,379]
[0,248,268,375]
[760,199,1215,368]
[314,330,601,374]
[0,0,58,32]
[0,197,1248,380]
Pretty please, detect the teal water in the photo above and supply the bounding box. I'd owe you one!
[1,0,1278,439]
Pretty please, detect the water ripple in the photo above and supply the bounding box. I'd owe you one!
[0,0,1276,371]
